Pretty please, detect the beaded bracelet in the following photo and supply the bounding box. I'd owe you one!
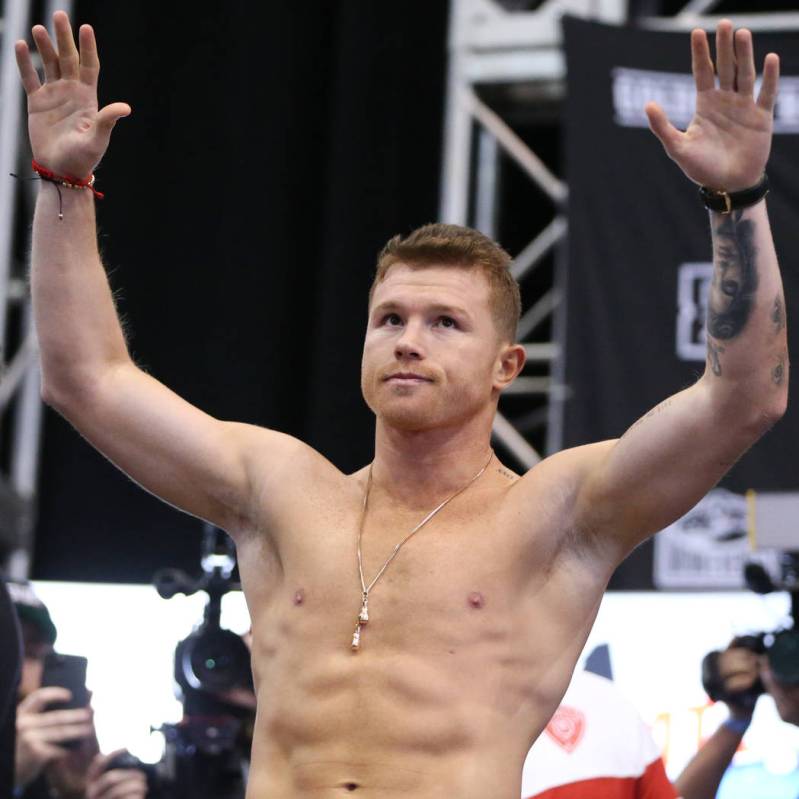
[11,159,104,220]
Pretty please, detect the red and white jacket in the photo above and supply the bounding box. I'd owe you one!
[521,670,679,799]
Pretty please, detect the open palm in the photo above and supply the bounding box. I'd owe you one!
[15,11,130,179]
[646,21,779,193]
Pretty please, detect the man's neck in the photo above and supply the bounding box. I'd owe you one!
[371,416,495,509]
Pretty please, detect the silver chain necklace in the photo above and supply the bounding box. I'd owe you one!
[351,449,494,651]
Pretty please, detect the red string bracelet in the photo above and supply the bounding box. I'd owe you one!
[10,159,104,221]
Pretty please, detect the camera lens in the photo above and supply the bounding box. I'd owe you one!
[768,630,799,684]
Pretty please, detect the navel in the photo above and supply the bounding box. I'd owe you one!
[293,589,305,606]
[468,591,485,609]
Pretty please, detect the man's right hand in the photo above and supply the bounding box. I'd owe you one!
[14,10,130,179]
[716,645,763,721]
[15,687,95,788]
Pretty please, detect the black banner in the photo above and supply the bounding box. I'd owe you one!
[561,17,799,589]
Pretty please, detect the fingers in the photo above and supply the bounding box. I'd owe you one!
[734,28,756,96]
[87,748,127,784]
[645,101,683,157]
[700,21,779,112]
[17,686,73,714]
[18,706,95,746]
[32,24,60,83]
[691,29,715,93]
[79,23,100,88]
[757,52,780,113]
[87,764,147,799]
[23,12,99,89]
[715,19,736,91]
[21,707,93,730]
[15,40,42,95]
[53,10,79,80]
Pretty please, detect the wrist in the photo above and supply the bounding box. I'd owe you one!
[700,173,769,214]
[722,715,752,736]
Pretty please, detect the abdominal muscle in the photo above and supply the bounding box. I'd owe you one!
[240,557,601,799]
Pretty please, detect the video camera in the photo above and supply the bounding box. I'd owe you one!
[702,551,799,709]
[150,523,254,799]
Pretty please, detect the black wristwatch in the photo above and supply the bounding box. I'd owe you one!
[699,174,769,214]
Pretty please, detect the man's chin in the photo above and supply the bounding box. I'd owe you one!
[375,400,443,432]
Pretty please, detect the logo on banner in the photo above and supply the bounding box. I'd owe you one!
[545,705,586,753]
[612,68,799,133]
[652,488,779,589]
[676,262,712,361]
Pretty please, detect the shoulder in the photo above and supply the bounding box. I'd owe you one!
[222,423,359,536]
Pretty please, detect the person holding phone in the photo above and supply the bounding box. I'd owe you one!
[9,581,148,799]
[0,574,23,799]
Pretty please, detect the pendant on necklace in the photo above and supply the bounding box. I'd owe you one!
[351,593,369,651]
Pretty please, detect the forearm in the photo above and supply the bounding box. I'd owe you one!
[31,183,132,405]
[674,721,745,799]
[703,199,788,420]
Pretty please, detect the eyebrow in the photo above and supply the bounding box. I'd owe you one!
[371,301,473,320]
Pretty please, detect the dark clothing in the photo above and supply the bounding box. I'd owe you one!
[0,573,23,797]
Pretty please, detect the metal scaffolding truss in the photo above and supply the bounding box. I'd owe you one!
[2,0,799,577]
[440,0,799,472]
[0,0,70,578]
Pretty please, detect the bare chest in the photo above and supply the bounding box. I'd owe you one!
[243,491,556,656]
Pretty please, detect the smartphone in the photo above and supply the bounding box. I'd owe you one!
[41,652,89,710]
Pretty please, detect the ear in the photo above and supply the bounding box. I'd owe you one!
[493,343,526,391]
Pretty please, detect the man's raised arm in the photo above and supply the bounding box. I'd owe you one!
[16,12,308,535]
[561,21,788,562]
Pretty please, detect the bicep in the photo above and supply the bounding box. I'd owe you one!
[573,377,766,559]
[53,362,295,533]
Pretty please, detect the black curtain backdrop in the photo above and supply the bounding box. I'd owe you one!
[31,2,449,582]
[561,17,799,588]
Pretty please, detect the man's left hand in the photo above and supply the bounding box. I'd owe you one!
[645,19,779,192]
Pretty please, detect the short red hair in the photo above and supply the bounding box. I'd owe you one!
[370,223,521,343]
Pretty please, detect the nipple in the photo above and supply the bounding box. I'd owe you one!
[293,589,305,606]
[468,591,485,609]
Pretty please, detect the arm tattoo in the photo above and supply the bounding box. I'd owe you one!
[773,352,787,386]
[772,295,786,334]
[707,211,759,340]
[707,340,725,377]
[628,397,674,433]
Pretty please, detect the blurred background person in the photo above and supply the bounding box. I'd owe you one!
[1,573,22,798]
[521,667,678,798]
[10,580,148,799]
[675,636,799,799]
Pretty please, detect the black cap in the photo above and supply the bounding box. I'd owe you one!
[7,581,57,645]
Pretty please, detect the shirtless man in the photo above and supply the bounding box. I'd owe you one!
[15,12,786,799]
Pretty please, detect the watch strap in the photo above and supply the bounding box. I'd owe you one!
[699,174,769,214]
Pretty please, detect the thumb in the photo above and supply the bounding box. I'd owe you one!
[645,101,683,157]
[95,102,132,136]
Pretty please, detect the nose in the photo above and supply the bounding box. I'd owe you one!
[394,321,425,361]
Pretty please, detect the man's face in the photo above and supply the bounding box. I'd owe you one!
[19,620,53,700]
[362,264,513,431]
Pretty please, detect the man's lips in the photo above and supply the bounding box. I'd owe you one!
[384,372,433,383]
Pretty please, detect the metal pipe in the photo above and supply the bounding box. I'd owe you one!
[467,87,567,204]
[474,128,499,238]
[492,411,541,469]
[510,215,568,281]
